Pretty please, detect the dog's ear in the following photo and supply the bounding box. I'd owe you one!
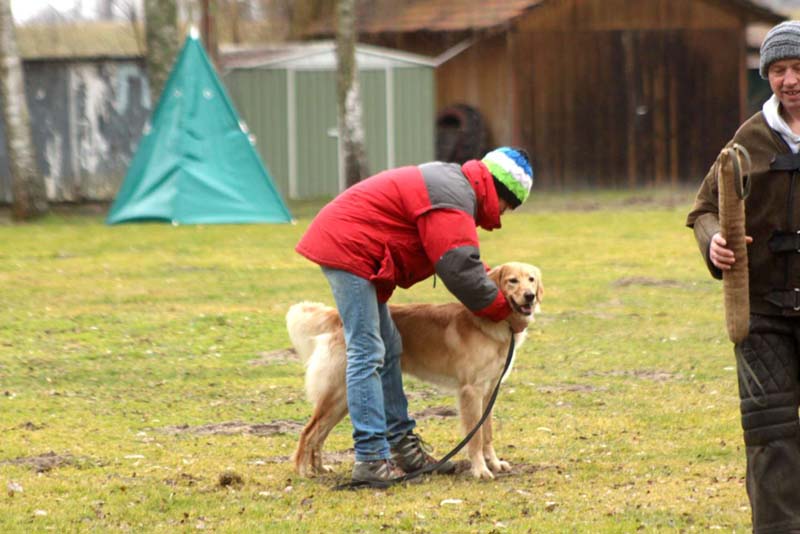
[531,266,543,313]
[487,264,507,287]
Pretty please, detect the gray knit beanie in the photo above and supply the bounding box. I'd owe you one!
[760,21,800,79]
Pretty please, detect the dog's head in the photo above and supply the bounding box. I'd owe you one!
[488,262,543,318]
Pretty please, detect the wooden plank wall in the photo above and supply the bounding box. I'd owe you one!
[436,34,513,147]
[437,0,746,188]
[364,0,756,188]
[511,0,747,187]
[513,27,741,187]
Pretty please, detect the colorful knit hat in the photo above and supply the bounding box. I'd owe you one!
[481,147,533,208]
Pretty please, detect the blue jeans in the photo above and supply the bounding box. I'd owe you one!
[322,267,416,461]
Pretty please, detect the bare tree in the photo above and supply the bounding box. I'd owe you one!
[145,0,179,105]
[200,0,219,68]
[336,0,368,187]
[98,0,115,19]
[110,0,145,56]
[221,0,241,44]
[0,0,47,219]
[278,0,336,40]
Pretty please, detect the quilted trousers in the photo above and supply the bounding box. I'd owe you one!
[736,314,800,533]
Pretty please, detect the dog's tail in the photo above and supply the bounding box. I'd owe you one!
[286,301,341,362]
[286,302,347,405]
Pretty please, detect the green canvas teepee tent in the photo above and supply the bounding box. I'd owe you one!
[107,32,292,225]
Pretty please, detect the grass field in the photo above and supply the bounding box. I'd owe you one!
[0,189,754,533]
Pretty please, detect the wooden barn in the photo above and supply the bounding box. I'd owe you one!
[0,22,149,203]
[308,0,783,188]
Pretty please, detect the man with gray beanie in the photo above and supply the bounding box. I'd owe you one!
[686,20,800,533]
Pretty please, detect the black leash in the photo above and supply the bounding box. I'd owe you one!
[334,327,517,490]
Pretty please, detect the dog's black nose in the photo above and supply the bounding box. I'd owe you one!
[524,291,535,303]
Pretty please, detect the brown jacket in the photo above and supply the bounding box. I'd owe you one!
[687,111,800,316]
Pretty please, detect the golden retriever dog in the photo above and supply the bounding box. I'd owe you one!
[286,262,543,480]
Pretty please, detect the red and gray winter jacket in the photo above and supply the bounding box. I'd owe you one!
[295,159,511,321]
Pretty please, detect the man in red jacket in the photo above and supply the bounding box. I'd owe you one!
[296,147,533,487]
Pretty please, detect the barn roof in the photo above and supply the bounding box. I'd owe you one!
[734,0,791,21]
[307,0,543,36]
[307,0,783,37]
[17,22,144,60]
[356,0,543,33]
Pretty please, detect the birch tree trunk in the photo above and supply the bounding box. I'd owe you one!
[144,0,179,105]
[0,0,47,220]
[335,0,369,187]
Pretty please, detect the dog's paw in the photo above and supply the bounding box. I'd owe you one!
[488,459,511,473]
[471,465,495,480]
[319,464,334,474]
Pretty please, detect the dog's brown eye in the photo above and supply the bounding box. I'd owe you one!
[529,277,535,282]
[508,277,519,284]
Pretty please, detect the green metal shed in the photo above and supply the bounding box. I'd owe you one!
[222,41,436,200]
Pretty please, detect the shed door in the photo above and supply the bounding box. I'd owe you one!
[295,71,340,198]
[361,70,389,176]
[294,70,390,198]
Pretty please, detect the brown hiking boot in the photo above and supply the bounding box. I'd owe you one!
[391,432,456,475]
[351,459,405,488]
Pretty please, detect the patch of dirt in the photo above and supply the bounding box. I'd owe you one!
[621,194,656,206]
[611,277,686,288]
[317,451,354,465]
[538,310,618,323]
[624,193,691,209]
[0,202,112,223]
[161,419,304,436]
[412,406,457,419]
[51,202,110,216]
[404,386,447,402]
[2,451,75,472]
[262,450,354,467]
[507,462,563,476]
[536,384,606,393]
[249,348,298,365]
[446,460,548,477]
[17,421,45,431]
[164,473,204,487]
[561,201,601,212]
[170,265,222,273]
[218,470,244,488]
[582,369,681,382]
[527,190,693,213]
[450,459,473,474]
